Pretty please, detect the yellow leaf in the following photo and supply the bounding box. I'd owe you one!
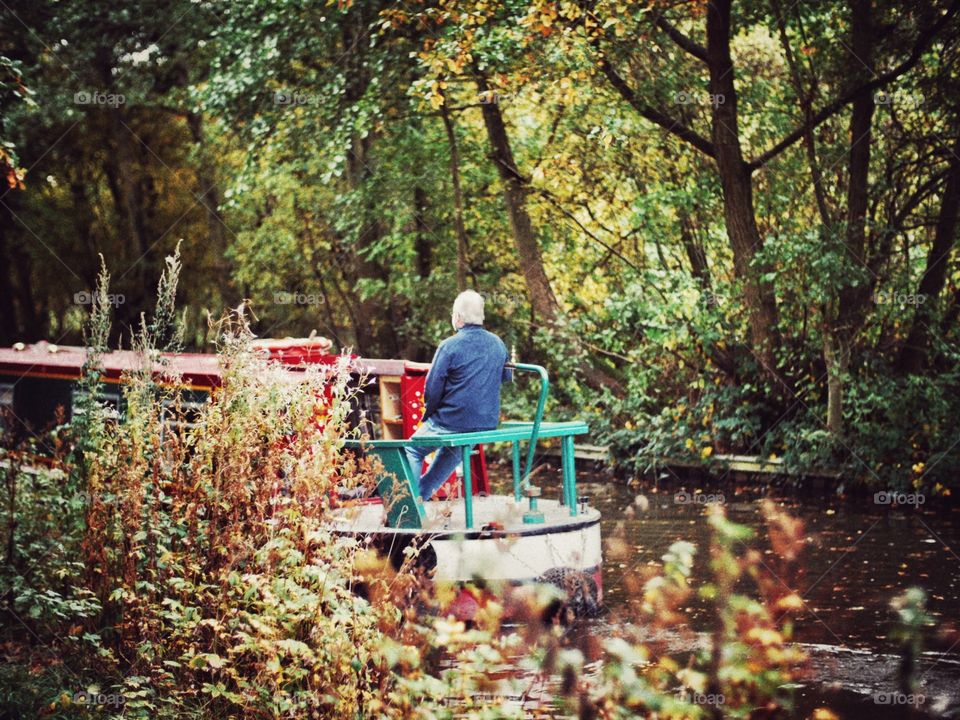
[811,709,840,720]
[775,593,804,612]
[746,627,782,646]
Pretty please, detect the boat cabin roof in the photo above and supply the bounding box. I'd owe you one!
[0,339,412,389]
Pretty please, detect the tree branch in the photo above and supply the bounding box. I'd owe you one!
[534,187,641,272]
[652,11,709,63]
[597,54,716,158]
[748,0,960,171]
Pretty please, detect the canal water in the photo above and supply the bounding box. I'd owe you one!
[484,464,960,716]
[576,474,960,650]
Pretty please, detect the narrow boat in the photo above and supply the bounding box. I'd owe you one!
[0,340,603,619]
[333,363,602,621]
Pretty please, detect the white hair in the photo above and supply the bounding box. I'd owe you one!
[452,290,485,326]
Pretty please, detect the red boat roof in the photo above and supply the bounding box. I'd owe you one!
[0,340,417,389]
[0,342,224,388]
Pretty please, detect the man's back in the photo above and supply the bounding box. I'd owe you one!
[424,324,509,432]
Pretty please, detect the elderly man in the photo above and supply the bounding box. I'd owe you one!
[406,290,511,501]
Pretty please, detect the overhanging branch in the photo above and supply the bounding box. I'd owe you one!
[598,55,716,158]
[652,12,709,63]
[748,0,960,171]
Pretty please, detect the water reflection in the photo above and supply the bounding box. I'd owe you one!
[482,465,960,714]
[568,475,959,650]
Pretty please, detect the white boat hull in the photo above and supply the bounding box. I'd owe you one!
[328,495,603,619]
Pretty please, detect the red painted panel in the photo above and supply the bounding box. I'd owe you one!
[400,364,489,496]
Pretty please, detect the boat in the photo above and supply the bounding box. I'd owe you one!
[0,339,603,620]
[334,363,602,621]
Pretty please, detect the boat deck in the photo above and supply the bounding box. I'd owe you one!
[329,495,600,539]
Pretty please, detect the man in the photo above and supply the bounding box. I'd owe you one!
[406,290,511,501]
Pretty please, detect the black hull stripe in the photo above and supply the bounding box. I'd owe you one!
[470,564,603,588]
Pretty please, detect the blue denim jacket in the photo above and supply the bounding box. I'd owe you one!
[423,324,510,431]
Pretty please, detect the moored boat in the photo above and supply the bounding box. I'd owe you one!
[0,341,603,619]
[333,364,603,621]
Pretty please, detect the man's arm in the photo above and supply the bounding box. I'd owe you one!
[423,343,451,421]
[500,341,512,382]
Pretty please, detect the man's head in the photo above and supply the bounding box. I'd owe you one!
[451,290,484,330]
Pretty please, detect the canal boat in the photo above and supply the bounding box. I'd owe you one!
[0,339,602,620]
[335,363,602,621]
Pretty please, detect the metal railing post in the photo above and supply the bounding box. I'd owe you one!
[505,363,549,489]
[511,440,521,502]
[462,445,474,529]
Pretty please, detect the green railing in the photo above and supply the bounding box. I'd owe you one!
[508,362,548,497]
[343,364,588,529]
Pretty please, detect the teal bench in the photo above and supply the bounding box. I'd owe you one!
[341,364,588,530]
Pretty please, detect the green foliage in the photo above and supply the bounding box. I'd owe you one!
[0,54,33,188]
[551,501,809,718]
[0,255,888,720]
[0,464,102,626]
[4,0,960,491]
[0,258,557,718]
[890,587,937,697]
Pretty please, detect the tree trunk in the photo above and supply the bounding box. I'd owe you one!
[338,12,399,357]
[0,205,20,344]
[343,132,399,357]
[476,73,559,324]
[186,112,227,264]
[823,330,848,435]
[476,74,624,392]
[441,96,470,291]
[94,42,153,336]
[679,212,711,291]
[771,0,834,227]
[11,243,40,341]
[897,134,960,373]
[836,0,876,336]
[706,0,781,377]
[413,185,432,279]
[822,0,875,435]
[0,194,42,341]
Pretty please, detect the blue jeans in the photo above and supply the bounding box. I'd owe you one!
[405,417,463,501]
